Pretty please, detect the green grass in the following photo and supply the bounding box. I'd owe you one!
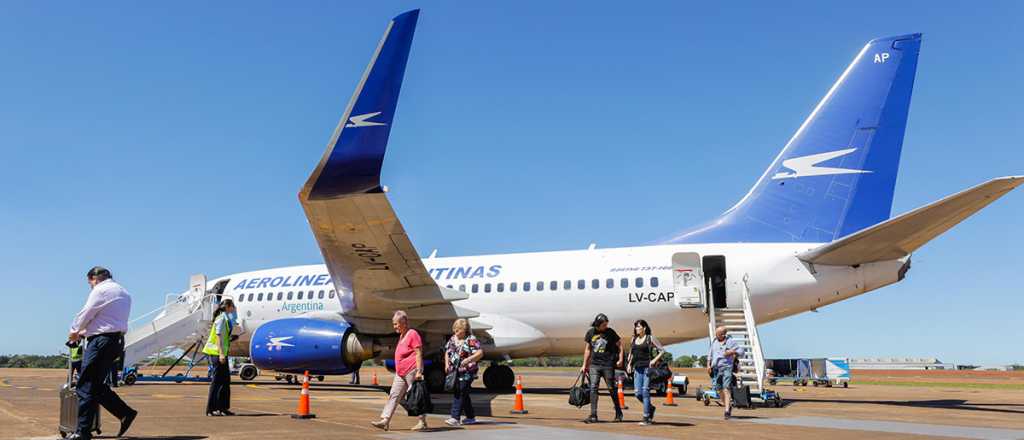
[854,380,1024,390]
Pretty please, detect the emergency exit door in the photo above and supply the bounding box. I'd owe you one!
[672,252,705,309]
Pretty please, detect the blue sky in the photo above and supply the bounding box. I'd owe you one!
[1,2,1021,365]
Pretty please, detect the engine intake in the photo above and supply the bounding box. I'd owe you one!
[249,318,375,375]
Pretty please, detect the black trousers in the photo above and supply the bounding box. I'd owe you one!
[206,359,231,413]
[588,365,621,417]
[77,334,133,438]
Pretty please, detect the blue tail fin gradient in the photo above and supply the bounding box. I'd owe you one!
[301,10,419,200]
[669,34,922,244]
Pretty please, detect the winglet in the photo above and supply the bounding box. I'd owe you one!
[300,10,420,200]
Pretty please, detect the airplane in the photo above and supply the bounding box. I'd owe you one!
[128,9,1021,391]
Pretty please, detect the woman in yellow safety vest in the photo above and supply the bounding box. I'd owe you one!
[203,299,236,416]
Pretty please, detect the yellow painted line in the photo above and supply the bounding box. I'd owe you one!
[0,379,11,387]
[150,394,183,399]
[246,384,260,389]
[37,388,54,391]
[15,386,32,389]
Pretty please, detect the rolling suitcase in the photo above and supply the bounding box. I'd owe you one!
[59,345,101,438]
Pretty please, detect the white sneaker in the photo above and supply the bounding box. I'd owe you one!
[444,417,461,427]
[411,420,428,431]
[461,418,477,425]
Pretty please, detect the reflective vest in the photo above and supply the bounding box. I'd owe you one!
[70,345,82,362]
[202,315,231,356]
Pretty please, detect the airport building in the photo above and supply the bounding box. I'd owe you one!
[850,357,955,370]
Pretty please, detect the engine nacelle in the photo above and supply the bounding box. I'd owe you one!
[249,318,376,375]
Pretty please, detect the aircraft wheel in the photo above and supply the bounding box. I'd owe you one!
[285,374,295,384]
[239,365,258,381]
[175,373,184,383]
[317,375,325,382]
[843,382,848,388]
[483,364,515,392]
[123,372,137,386]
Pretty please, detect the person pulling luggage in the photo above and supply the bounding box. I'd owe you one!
[67,266,138,440]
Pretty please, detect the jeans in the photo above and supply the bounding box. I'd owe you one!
[450,377,475,419]
[633,367,655,419]
[77,334,134,440]
[588,365,621,417]
[206,359,231,413]
[380,368,426,423]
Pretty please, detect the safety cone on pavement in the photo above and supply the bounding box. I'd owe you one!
[510,375,529,414]
[372,371,379,386]
[617,378,629,410]
[663,378,678,406]
[291,371,316,419]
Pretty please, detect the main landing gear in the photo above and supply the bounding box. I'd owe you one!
[482,363,515,392]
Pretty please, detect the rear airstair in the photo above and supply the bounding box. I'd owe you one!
[706,276,780,406]
[123,275,218,368]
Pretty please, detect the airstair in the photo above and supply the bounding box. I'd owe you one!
[709,277,765,395]
[705,275,779,405]
[123,275,217,368]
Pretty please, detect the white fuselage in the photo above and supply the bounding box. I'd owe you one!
[208,242,907,360]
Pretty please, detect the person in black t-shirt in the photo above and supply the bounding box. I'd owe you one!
[580,313,623,423]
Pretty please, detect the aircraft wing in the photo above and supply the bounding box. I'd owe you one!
[799,176,1023,266]
[298,10,478,334]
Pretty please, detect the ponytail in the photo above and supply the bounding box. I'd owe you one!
[213,299,235,320]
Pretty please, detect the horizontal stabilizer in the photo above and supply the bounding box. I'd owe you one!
[799,176,1023,265]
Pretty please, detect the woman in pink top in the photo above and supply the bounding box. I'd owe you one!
[372,310,427,431]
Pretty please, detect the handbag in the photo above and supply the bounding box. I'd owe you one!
[400,380,434,416]
[568,372,591,408]
[443,370,458,392]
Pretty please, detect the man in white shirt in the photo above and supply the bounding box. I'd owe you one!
[68,267,138,440]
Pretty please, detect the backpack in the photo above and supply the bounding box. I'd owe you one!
[400,380,434,416]
[568,372,591,408]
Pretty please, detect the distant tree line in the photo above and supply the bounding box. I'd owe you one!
[0,354,67,368]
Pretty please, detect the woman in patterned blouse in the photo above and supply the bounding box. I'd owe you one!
[443,318,484,427]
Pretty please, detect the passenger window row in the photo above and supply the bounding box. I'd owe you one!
[235,289,336,303]
[447,277,660,294]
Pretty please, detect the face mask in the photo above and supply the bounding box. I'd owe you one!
[227,311,238,322]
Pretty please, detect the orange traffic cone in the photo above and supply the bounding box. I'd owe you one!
[372,371,379,386]
[663,378,678,406]
[510,375,529,414]
[292,371,316,419]
[617,378,629,410]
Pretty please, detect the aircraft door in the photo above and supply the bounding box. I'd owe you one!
[672,252,705,310]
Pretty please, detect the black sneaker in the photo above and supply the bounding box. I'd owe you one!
[584,415,599,424]
[613,411,623,423]
[638,417,651,426]
[724,410,732,420]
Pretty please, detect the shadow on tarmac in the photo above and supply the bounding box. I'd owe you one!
[784,398,1024,415]
[120,436,207,440]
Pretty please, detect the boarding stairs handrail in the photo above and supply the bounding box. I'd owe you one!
[123,292,219,367]
[740,274,766,394]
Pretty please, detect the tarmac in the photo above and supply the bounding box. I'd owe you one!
[2,367,1023,440]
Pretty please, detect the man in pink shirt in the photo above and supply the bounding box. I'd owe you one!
[372,311,427,431]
